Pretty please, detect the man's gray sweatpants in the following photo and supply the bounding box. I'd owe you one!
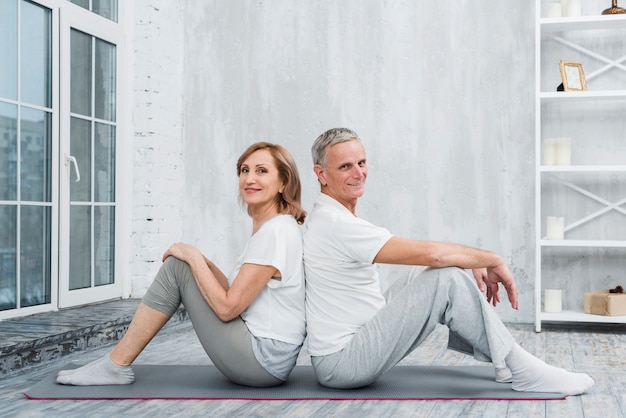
[311,266,516,389]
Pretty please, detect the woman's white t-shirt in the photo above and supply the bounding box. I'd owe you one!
[229,214,306,379]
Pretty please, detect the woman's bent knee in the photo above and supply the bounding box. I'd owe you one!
[142,257,191,317]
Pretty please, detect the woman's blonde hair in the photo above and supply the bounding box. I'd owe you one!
[237,142,307,224]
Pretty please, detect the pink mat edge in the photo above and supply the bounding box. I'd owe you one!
[24,393,569,401]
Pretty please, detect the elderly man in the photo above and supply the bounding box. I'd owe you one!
[303,127,593,396]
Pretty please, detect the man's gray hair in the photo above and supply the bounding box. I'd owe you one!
[311,128,361,168]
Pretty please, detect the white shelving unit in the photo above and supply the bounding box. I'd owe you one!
[534,3,626,331]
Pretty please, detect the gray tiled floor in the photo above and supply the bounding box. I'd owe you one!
[1,302,625,417]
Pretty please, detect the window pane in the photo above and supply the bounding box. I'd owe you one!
[0,102,18,201]
[94,206,114,286]
[21,107,52,202]
[20,1,52,108]
[70,0,118,22]
[70,29,92,117]
[0,206,17,310]
[20,205,51,307]
[0,0,18,100]
[94,39,116,122]
[94,123,115,202]
[70,205,91,290]
[93,0,118,22]
[70,117,92,201]
[69,0,89,9]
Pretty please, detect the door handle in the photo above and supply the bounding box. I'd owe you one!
[65,154,81,182]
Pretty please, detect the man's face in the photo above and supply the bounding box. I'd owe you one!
[315,140,367,212]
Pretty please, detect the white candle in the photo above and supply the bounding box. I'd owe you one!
[542,138,557,165]
[565,0,582,16]
[544,289,563,313]
[560,0,568,14]
[543,3,562,18]
[555,137,571,165]
[546,216,564,240]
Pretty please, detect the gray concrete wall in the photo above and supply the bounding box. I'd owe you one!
[129,0,625,323]
[178,1,534,322]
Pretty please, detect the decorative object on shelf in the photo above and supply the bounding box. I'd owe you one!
[543,2,562,17]
[602,0,626,14]
[542,137,572,165]
[559,61,587,91]
[543,138,558,165]
[561,0,582,16]
[544,288,563,313]
[555,137,572,165]
[584,287,626,316]
[609,285,624,293]
[546,216,565,240]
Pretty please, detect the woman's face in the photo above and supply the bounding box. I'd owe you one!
[239,149,285,212]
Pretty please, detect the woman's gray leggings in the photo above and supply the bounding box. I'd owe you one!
[311,267,516,389]
[142,256,282,387]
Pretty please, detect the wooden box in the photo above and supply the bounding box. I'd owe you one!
[584,289,626,316]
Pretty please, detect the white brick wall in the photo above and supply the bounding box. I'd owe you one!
[128,0,185,296]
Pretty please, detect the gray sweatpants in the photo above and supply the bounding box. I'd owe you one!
[311,266,516,389]
[142,257,282,387]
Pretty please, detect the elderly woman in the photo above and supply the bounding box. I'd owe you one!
[58,142,307,387]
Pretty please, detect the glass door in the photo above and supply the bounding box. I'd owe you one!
[0,0,123,318]
[0,0,58,317]
[58,7,122,307]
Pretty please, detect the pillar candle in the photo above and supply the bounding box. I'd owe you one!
[543,3,562,18]
[544,289,563,313]
[565,0,582,16]
[555,137,571,165]
[546,216,564,240]
[542,138,557,165]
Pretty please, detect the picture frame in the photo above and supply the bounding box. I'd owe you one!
[559,61,587,91]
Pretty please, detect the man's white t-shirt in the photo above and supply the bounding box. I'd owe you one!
[303,194,393,356]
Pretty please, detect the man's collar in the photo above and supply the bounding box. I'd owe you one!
[316,193,357,216]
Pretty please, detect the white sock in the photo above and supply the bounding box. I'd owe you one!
[495,366,512,383]
[505,343,594,395]
[56,354,135,386]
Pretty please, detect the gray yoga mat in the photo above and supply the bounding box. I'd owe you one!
[24,364,567,401]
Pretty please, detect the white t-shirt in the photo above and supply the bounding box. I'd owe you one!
[229,214,306,346]
[303,194,393,356]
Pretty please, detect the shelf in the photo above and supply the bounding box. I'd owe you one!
[540,239,626,247]
[540,310,626,324]
[540,14,626,32]
[540,90,626,101]
[535,1,626,332]
[540,165,626,172]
